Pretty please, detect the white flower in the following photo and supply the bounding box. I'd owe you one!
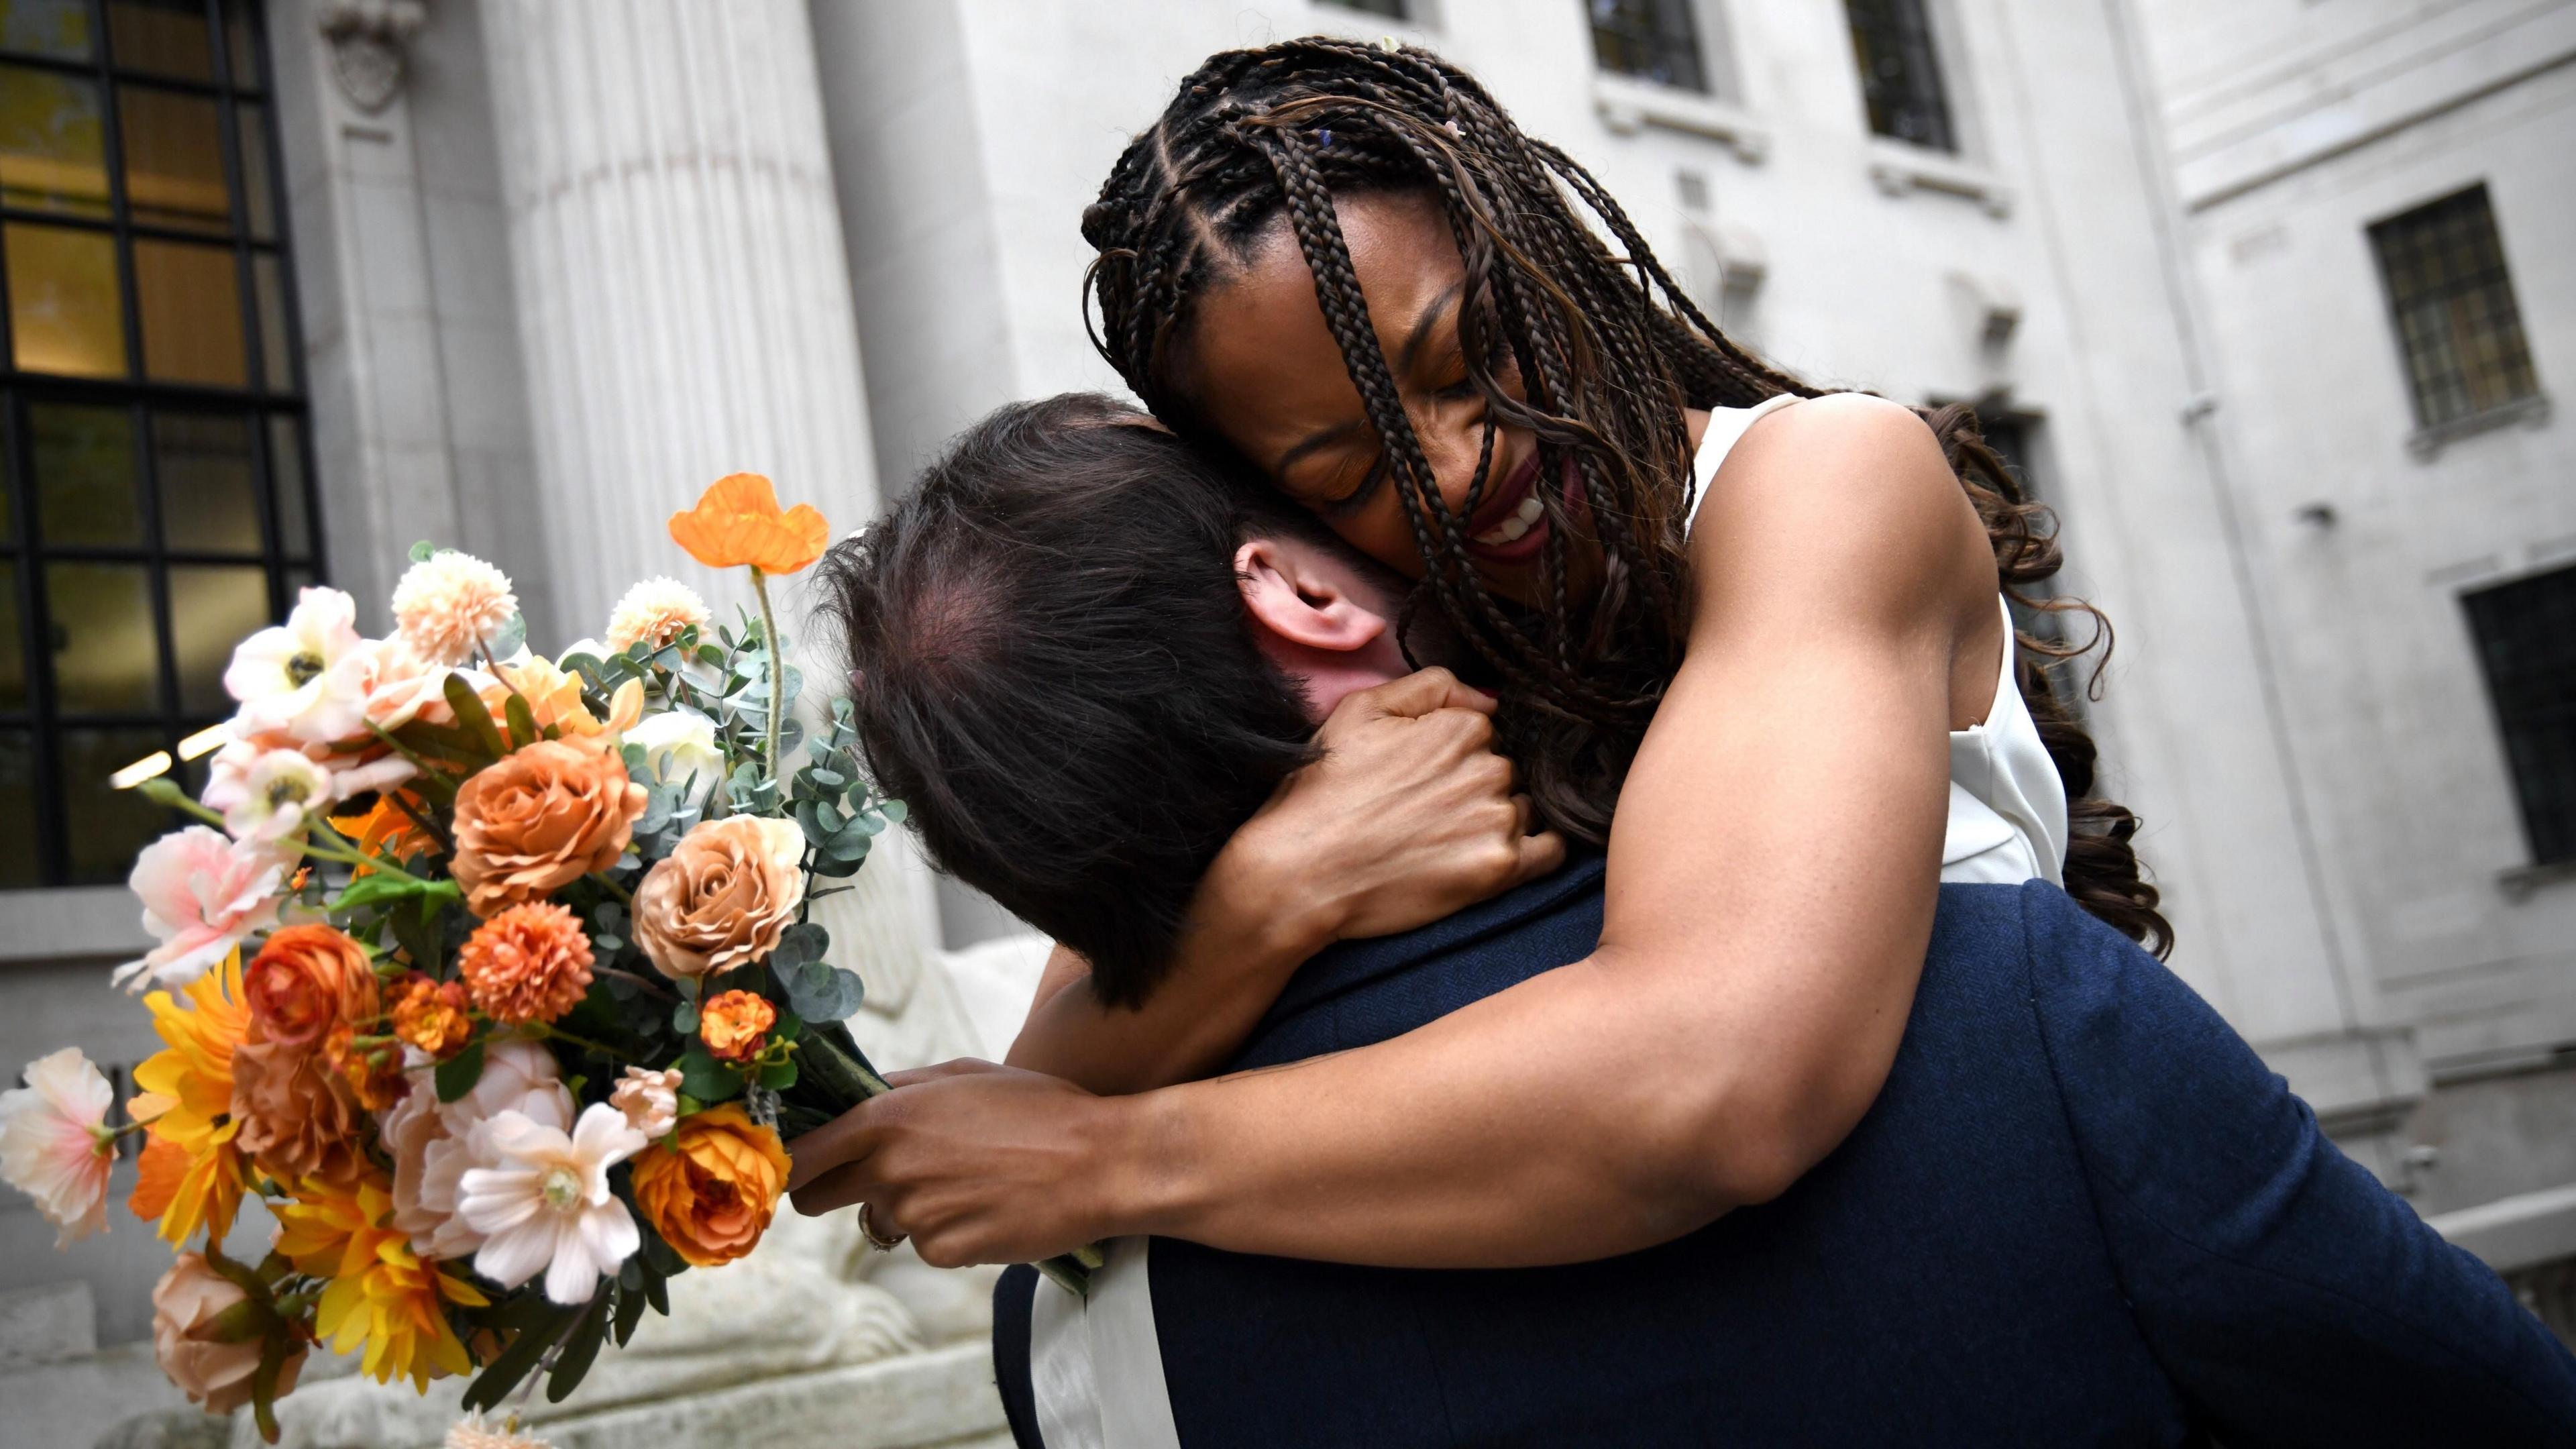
[0,1047,116,1247]
[224,588,366,743]
[115,826,288,990]
[391,1038,574,1261]
[605,578,711,654]
[621,709,723,809]
[392,551,517,667]
[201,746,335,842]
[459,1103,645,1306]
[608,1066,681,1140]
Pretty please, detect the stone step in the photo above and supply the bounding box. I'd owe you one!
[0,1279,97,1366]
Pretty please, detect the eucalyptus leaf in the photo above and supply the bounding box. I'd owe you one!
[783,960,864,1022]
[409,540,437,564]
[486,610,529,661]
[673,1000,700,1035]
[774,922,829,969]
[880,799,908,824]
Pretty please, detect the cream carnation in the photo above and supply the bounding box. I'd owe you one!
[392,551,518,666]
[605,577,711,653]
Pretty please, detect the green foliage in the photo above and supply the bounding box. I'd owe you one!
[434,1038,486,1102]
[677,1040,741,1104]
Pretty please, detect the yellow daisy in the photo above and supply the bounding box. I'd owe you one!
[127,951,253,1245]
[274,1170,488,1391]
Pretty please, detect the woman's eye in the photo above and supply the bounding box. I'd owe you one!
[1324,455,1389,518]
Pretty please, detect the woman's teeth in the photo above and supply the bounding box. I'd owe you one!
[1473,495,1546,546]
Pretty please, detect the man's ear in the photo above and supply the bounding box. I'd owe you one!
[1236,538,1389,655]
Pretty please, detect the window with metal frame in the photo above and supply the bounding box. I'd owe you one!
[0,0,319,887]
[2463,564,2576,867]
[1316,0,1409,17]
[1845,0,1955,152]
[1588,0,1707,94]
[2369,185,2540,432]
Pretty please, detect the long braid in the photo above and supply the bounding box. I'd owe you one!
[1082,38,2169,953]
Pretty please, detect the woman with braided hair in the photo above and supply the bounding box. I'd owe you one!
[794,25,2172,1341]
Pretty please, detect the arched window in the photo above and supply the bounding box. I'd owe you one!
[0,0,317,885]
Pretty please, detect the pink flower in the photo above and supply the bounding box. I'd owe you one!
[336,636,488,733]
[459,1103,645,1305]
[389,1038,574,1261]
[202,745,336,842]
[608,1066,681,1140]
[115,827,288,991]
[225,588,367,743]
[0,1047,117,1246]
[153,1252,307,1414]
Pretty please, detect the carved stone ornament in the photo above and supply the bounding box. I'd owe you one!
[316,0,427,113]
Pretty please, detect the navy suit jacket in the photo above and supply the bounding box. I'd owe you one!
[996,862,2576,1446]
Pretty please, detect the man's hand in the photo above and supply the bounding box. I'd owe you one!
[788,1061,1127,1268]
[1221,667,1568,949]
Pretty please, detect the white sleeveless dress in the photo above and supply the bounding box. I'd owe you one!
[1026,395,2071,1449]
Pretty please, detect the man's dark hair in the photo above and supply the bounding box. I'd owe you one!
[814,393,1350,1007]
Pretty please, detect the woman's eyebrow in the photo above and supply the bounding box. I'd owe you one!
[1272,280,1468,477]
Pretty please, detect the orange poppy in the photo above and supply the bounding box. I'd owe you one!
[667,473,829,575]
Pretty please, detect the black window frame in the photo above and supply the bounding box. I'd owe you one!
[1587,0,1709,95]
[2368,184,2541,433]
[2463,564,2576,868]
[1315,0,1410,18]
[1845,0,1957,153]
[0,0,321,888]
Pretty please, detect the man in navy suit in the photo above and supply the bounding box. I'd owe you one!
[820,398,2576,1445]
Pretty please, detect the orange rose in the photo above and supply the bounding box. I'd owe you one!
[698,989,775,1063]
[667,473,828,574]
[231,1034,366,1187]
[388,973,473,1058]
[633,816,808,981]
[244,924,378,1052]
[449,737,647,918]
[629,1105,790,1267]
[458,902,595,1026]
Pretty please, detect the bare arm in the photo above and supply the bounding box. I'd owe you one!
[793,397,2000,1267]
[1004,670,1567,1094]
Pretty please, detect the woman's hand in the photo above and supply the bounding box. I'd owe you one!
[788,1061,1123,1267]
[1222,665,1567,947]
[1003,665,1564,1095]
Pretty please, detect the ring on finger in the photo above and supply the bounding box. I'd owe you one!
[859,1201,907,1253]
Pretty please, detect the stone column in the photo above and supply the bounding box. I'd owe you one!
[477,0,877,637]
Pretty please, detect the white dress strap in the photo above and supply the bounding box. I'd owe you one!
[1686,392,1806,531]
[1028,1236,1180,1449]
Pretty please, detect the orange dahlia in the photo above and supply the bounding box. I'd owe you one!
[458,902,594,1026]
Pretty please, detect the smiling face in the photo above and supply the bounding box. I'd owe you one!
[1180,190,1579,602]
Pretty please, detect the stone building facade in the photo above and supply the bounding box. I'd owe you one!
[0,0,2567,1443]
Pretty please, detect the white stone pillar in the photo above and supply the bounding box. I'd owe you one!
[478,0,877,638]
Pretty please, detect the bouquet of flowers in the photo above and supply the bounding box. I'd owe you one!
[0,474,1091,1444]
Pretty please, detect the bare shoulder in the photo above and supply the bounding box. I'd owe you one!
[1690,392,1994,637]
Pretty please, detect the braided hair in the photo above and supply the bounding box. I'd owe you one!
[1080,38,2169,955]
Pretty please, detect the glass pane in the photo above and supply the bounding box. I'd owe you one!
[0,729,36,888]
[221,0,254,88]
[0,0,91,60]
[62,724,169,883]
[120,86,230,234]
[4,221,128,378]
[166,564,266,712]
[235,101,273,239]
[268,413,309,557]
[252,251,288,388]
[283,561,312,598]
[134,237,246,386]
[153,409,258,551]
[107,0,211,80]
[45,561,159,712]
[0,561,22,708]
[30,400,143,546]
[0,65,109,217]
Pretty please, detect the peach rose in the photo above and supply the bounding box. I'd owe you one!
[244,924,378,1052]
[629,1105,790,1267]
[698,989,775,1063]
[632,816,807,981]
[458,902,594,1026]
[153,1253,307,1415]
[449,738,646,918]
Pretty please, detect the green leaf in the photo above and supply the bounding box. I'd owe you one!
[460,1301,578,1413]
[612,1278,649,1347]
[672,1000,699,1035]
[443,675,509,759]
[879,798,908,824]
[773,922,828,969]
[678,1040,741,1103]
[503,689,539,751]
[409,540,437,563]
[434,1038,486,1102]
[327,873,422,914]
[757,1058,799,1091]
[782,960,863,1022]
[545,1286,614,1403]
[487,611,529,661]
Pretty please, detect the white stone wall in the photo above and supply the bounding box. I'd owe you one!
[2135,0,2576,1212]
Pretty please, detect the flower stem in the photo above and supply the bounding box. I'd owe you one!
[532,1024,625,1059]
[588,871,635,908]
[750,566,784,786]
